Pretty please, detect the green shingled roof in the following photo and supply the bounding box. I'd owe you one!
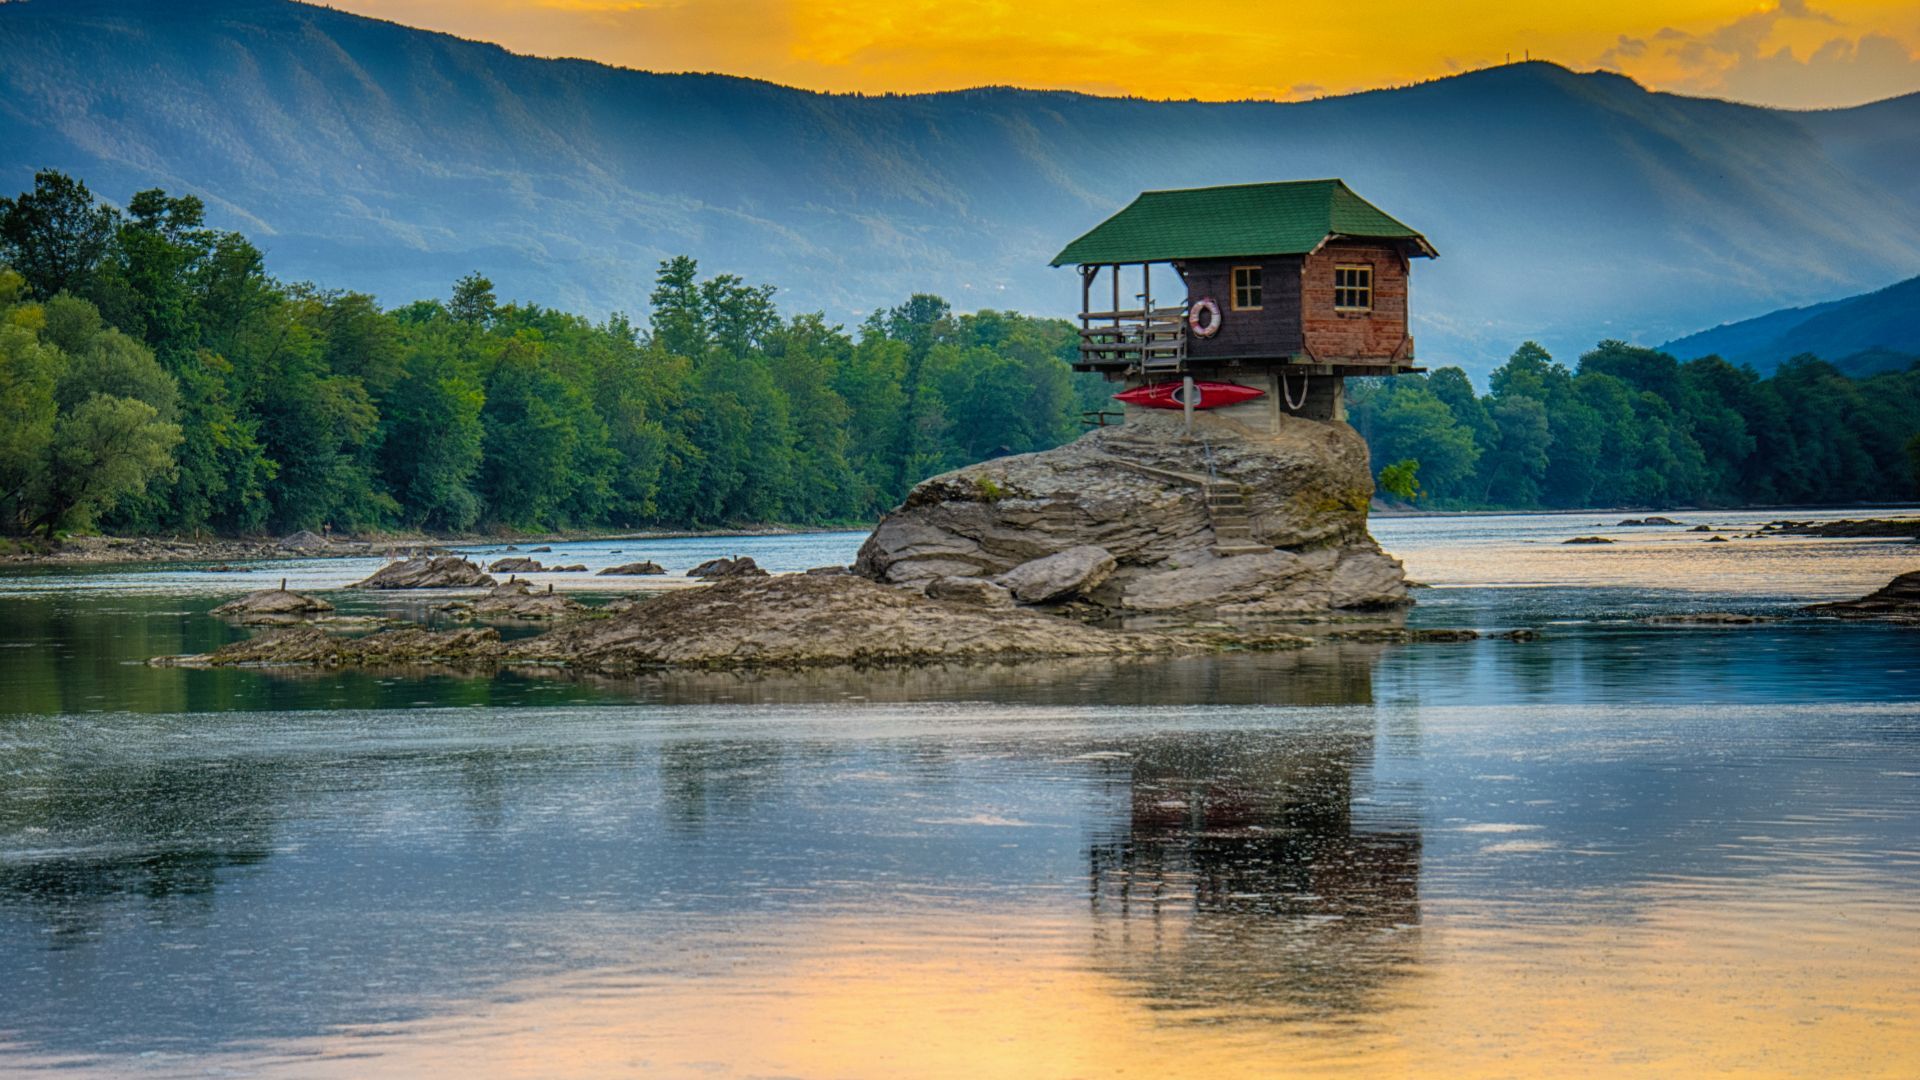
[1049,179,1436,266]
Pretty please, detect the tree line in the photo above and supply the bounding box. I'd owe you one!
[0,171,1104,537]
[6,171,1917,538]
[1350,342,1920,508]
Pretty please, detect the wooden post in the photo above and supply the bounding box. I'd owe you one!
[1142,263,1152,366]
[1111,265,1121,370]
[1080,265,1093,363]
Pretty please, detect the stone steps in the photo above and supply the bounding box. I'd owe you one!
[1202,479,1270,558]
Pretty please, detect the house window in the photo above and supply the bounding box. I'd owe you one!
[1334,265,1372,311]
[1231,266,1263,310]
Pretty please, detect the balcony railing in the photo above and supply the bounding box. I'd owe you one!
[1078,305,1187,370]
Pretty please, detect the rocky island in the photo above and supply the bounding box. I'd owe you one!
[160,409,1418,672]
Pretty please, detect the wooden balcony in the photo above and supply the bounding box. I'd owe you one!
[1075,306,1187,372]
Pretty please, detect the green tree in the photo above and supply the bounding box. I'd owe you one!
[33,396,181,536]
[1378,459,1422,502]
[0,171,120,300]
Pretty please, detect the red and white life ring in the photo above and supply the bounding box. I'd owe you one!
[1188,297,1222,338]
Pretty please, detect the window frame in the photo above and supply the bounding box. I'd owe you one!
[1230,265,1264,312]
[1333,264,1373,313]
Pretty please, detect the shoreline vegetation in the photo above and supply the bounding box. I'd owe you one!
[8,510,1916,568]
[2,170,1918,552]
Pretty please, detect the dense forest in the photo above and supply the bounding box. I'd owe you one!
[4,171,1918,540]
[0,171,1101,538]
[1349,344,1920,508]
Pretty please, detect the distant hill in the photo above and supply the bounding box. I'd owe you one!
[1662,275,1920,376]
[3,0,1920,375]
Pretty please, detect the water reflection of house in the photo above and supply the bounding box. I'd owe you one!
[1085,724,1421,1021]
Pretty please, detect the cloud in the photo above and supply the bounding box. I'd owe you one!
[1611,0,1920,107]
[1719,33,1920,107]
[1599,35,1647,64]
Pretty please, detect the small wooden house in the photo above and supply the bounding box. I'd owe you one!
[1052,179,1435,424]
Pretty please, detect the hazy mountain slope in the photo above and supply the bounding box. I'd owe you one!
[3,0,1919,374]
[1664,275,1920,375]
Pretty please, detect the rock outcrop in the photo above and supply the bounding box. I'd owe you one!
[854,409,1406,617]
[439,581,588,620]
[598,561,666,576]
[165,574,1316,672]
[488,556,544,573]
[688,556,768,579]
[996,545,1117,603]
[1804,571,1920,621]
[517,573,1184,670]
[349,556,495,589]
[162,626,509,667]
[210,588,335,623]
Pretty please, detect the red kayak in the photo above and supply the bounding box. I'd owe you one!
[1113,380,1266,411]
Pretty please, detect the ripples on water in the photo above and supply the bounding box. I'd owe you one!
[0,509,1916,1076]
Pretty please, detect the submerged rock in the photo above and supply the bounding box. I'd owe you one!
[854,409,1406,617]
[349,556,495,589]
[210,588,335,624]
[1564,536,1614,545]
[1617,516,1679,527]
[598,561,666,576]
[1804,571,1920,621]
[1641,612,1776,625]
[1760,518,1920,539]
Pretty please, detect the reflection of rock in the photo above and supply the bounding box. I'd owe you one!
[210,588,335,623]
[1641,612,1775,625]
[854,410,1407,617]
[1327,626,1478,642]
[349,556,495,589]
[1085,723,1420,1020]
[1804,571,1920,621]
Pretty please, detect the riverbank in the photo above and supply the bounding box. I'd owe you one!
[0,523,843,567]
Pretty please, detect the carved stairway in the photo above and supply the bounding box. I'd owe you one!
[1091,452,1271,558]
[1204,481,1269,557]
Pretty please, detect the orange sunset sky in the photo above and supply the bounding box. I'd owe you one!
[328,0,1920,108]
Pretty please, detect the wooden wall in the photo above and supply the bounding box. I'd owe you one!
[1299,242,1411,362]
[1179,256,1304,362]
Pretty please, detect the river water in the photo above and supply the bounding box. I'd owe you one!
[1,510,1916,1077]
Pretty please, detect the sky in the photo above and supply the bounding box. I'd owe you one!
[327,0,1920,109]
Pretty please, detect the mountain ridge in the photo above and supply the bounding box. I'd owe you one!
[3,0,1919,373]
[1662,274,1920,376]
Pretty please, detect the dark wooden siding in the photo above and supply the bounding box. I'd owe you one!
[1179,256,1303,362]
